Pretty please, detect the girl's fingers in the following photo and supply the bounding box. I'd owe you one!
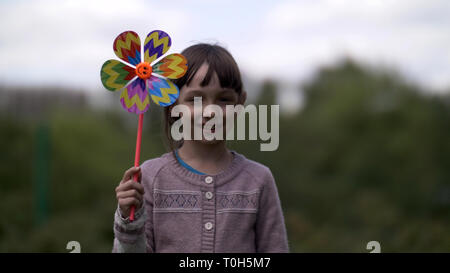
[117,189,143,203]
[119,197,141,208]
[116,180,145,194]
[121,166,141,182]
[120,199,142,211]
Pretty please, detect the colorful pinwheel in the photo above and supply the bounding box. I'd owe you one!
[101,30,187,113]
[100,30,187,220]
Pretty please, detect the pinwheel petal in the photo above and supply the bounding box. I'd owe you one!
[120,78,150,114]
[152,53,188,79]
[144,30,171,64]
[100,60,136,91]
[146,76,179,107]
[113,31,142,66]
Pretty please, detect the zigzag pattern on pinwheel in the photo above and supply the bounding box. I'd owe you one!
[153,54,187,79]
[125,50,141,66]
[120,88,150,111]
[162,54,187,79]
[150,80,179,106]
[114,32,141,65]
[144,31,171,64]
[101,60,136,91]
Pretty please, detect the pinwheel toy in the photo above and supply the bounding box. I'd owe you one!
[100,30,187,221]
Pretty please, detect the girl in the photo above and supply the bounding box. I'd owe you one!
[112,44,289,253]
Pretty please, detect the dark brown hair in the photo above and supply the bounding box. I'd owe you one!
[163,43,244,151]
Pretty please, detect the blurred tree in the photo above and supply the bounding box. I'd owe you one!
[232,58,450,252]
[256,79,277,106]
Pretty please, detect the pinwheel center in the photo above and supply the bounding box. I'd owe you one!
[135,62,152,80]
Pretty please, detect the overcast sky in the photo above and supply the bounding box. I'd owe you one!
[0,0,449,110]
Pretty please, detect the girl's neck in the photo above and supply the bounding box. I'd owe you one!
[177,141,232,175]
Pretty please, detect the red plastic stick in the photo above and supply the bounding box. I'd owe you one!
[129,113,144,221]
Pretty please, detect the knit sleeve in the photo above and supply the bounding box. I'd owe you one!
[112,159,159,253]
[112,203,147,253]
[255,167,290,253]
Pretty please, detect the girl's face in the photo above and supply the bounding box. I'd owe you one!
[175,62,245,144]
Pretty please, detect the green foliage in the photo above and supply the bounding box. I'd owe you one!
[231,58,450,252]
[0,106,166,252]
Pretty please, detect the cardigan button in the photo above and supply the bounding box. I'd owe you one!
[205,222,213,230]
[205,191,213,200]
[205,176,213,184]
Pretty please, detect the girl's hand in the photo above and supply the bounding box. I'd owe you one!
[115,166,144,218]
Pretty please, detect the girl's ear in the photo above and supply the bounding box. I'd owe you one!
[237,90,247,105]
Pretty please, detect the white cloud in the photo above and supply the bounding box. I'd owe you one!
[0,0,190,88]
[0,0,449,96]
[235,0,450,92]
